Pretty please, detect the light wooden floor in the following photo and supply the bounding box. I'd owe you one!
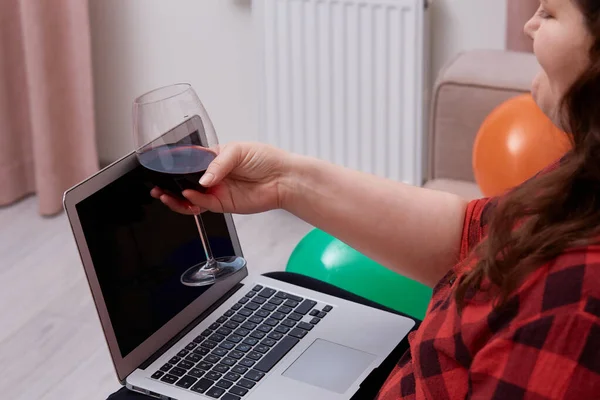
[0,196,312,400]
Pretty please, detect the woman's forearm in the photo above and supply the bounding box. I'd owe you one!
[281,154,469,287]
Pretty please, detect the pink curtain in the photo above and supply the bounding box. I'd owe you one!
[506,0,539,53]
[0,0,98,216]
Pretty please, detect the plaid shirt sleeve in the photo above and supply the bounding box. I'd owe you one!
[468,249,600,399]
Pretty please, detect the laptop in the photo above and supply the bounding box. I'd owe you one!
[63,152,415,400]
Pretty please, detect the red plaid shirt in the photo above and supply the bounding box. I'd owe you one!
[377,167,600,399]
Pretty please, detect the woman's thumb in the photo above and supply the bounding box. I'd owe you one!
[199,144,241,187]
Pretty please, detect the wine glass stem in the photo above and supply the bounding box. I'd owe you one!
[193,214,216,269]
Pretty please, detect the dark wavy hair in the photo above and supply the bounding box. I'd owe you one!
[455,0,600,309]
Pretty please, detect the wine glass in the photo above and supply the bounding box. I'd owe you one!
[132,83,246,286]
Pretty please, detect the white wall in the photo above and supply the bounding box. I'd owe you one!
[90,0,506,163]
[430,0,507,80]
[90,0,257,163]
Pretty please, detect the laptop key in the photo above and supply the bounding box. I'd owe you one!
[263,319,278,327]
[219,342,235,350]
[247,351,263,361]
[243,302,259,311]
[235,344,252,353]
[254,310,270,318]
[287,294,304,302]
[271,312,285,321]
[323,305,333,312]
[194,347,210,356]
[193,335,205,344]
[257,325,272,333]
[237,378,256,389]
[274,291,289,299]
[175,375,197,389]
[251,296,266,305]
[281,319,296,328]
[170,366,186,377]
[206,371,223,381]
[238,308,253,317]
[206,386,226,398]
[213,364,230,374]
[205,355,221,364]
[260,338,276,347]
[258,288,276,298]
[191,378,214,394]
[243,337,259,346]
[222,357,237,366]
[252,285,263,291]
[239,359,255,368]
[268,297,283,305]
[201,329,213,337]
[231,303,242,311]
[255,344,270,354]
[224,309,235,317]
[177,349,189,358]
[186,342,197,350]
[222,394,241,400]
[274,325,289,334]
[297,322,314,331]
[201,340,218,349]
[216,379,234,389]
[178,360,194,369]
[245,291,256,298]
[238,297,249,304]
[283,299,299,308]
[209,333,226,342]
[278,305,293,314]
[245,369,266,382]
[248,316,264,324]
[309,309,319,317]
[217,316,228,323]
[254,336,300,373]
[250,331,265,340]
[288,313,303,321]
[197,361,213,371]
[234,328,250,337]
[317,311,327,318]
[310,317,321,325]
[267,332,283,340]
[227,334,243,344]
[160,363,172,372]
[229,386,249,396]
[224,372,241,381]
[169,356,181,364]
[225,321,240,329]
[241,321,257,330]
[229,350,244,359]
[151,371,164,379]
[232,365,248,374]
[289,328,308,339]
[210,322,221,330]
[160,374,178,384]
[261,303,277,312]
[212,348,228,357]
[295,300,317,315]
[217,327,233,336]
[189,368,205,378]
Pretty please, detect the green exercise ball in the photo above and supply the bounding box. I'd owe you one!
[286,229,432,320]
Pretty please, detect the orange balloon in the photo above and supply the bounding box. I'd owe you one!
[473,94,571,197]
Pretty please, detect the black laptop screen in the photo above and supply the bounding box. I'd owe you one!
[76,163,236,358]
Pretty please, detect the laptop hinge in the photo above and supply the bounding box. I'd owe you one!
[139,282,245,370]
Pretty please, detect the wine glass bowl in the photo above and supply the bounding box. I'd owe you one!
[132,83,246,286]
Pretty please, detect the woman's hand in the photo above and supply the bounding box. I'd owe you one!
[151,142,292,215]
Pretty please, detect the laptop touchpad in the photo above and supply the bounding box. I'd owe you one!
[282,339,377,394]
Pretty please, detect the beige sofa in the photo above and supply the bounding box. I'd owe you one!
[423,50,540,200]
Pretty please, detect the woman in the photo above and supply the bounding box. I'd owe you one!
[111,0,600,398]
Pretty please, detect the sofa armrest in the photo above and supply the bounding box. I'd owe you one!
[427,50,540,184]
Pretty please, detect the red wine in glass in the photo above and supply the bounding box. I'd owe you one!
[138,144,216,195]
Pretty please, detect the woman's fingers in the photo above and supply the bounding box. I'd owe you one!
[159,194,201,215]
[182,189,226,213]
[199,144,242,188]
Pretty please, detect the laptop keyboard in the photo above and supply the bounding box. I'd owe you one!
[150,285,332,399]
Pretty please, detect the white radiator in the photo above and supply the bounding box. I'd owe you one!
[256,0,428,185]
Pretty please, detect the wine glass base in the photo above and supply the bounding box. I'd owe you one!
[180,256,247,287]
